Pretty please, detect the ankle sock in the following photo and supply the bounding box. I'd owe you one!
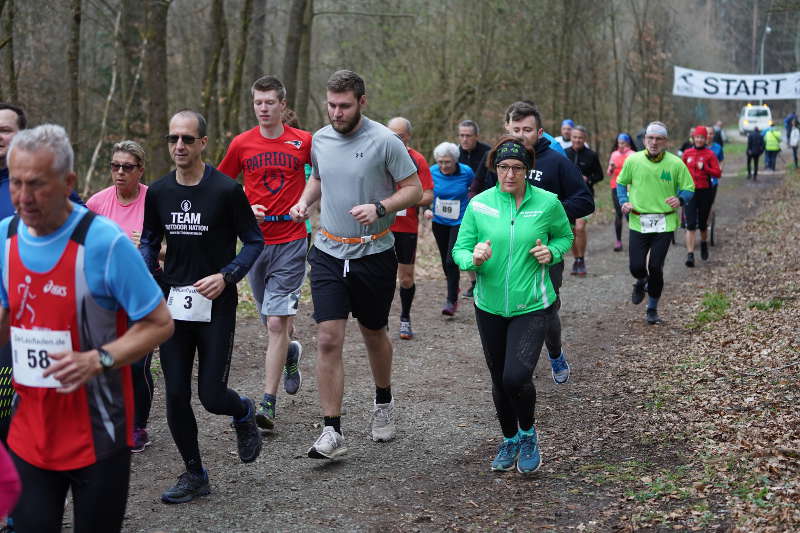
[375,386,392,405]
[186,459,204,476]
[234,397,251,422]
[324,416,341,434]
[548,350,563,360]
[647,296,659,310]
[517,426,536,438]
[399,284,415,319]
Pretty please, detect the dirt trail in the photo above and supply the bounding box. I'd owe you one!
[120,148,782,532]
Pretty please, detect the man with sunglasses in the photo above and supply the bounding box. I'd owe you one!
[218,75,312,435]
[140,109,264,504]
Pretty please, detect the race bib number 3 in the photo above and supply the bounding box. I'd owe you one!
[11,327,71,388]
[639,213,668,233]
[167,286,213,322]
[435,198,460,220]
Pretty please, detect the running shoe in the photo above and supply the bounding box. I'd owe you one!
[631,279,646,305]
[233,397,262,463]
[307,426,347,459]
[700,241,709,261]
[284,340,303,395]
[491,437,521,472]
[685,252,695,268]
[131,427,151,453]
[442,300,458,316]
[255,400,275,430]
[614,240,623,252]
[575,258,587,277]
[463,281,476,299]
[549,352,570,384]
[646,308,662,325]
[399,319,413,340]
[570,259,579,275]
[517,427,542,474]
[161,469,211,504]
[371,398,396,442]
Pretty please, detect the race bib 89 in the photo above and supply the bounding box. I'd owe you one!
[11,327,70,388]
[435,198,460,220]
[167,285,212,322]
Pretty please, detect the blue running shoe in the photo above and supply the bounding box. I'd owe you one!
[284,340,303,395]
[161,469,211,504]
[517,427,542,474]
[550,352,570,384]
[491,436,520,472]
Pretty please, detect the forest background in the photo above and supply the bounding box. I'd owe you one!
[1,0,799,193]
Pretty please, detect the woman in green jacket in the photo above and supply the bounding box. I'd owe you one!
[452,136,573,474]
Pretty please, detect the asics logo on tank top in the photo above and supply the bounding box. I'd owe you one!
[14,275,36,324]
[168,199,209,236]
[42,279,68,297]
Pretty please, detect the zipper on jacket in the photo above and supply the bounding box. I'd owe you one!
[505,194,516,316]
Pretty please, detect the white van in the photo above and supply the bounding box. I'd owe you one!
[738,104,773,135]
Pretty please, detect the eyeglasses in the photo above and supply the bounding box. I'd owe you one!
[496,164,526,175]
[164,134,200,144]
[109,162,140,173]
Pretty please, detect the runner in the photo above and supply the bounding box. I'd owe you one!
[472,101,593,384]
[682,126,721,267]
[746,126,765,180]
[281,108,314,248]
[218,76,312,433]
[616,121,694,324]
[290,70,421,457]
[86,140,155,453]
[387,117,434,339]
[423,142,474,316]
[2,124,173,532]
[790,118,799,168]
[607,133,636,251]
[452,136,573,473]
[554,119,574,150]
[564,125,603,275]
[140,109,264,503]
[764,126,781,171]
[706,126,724,165]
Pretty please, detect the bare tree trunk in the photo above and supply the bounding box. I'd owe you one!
[610,4,622,134]
[752,0,758,73]
[294,0,313,126]
[119,0,142,136]
[68,0,82,154]
[248,0,266,81]
[201,0,224,118]
[283,0,306,107]
[143,0,171,182]
[3,0,15,102]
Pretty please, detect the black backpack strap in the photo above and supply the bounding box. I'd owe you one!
[69,211,96,245]
[7,216,19,238]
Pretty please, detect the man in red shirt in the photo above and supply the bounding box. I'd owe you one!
[681,125,721,267]
[218,76,312,431]
[386,117,434,340]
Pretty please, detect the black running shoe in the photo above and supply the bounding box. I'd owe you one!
[685,252,695,268]
[631,279,646,305]
[700,241,709,261]
[646,308,662,325]
[233,397,262,463]
[161,469,211,504]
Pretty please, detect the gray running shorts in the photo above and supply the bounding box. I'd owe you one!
[246,237,307,318]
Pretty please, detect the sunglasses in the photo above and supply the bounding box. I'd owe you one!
[109,162,140,173]
[164,134,201,144]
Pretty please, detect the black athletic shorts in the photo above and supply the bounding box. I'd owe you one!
[392,231,418,264]
[308,246,397,330]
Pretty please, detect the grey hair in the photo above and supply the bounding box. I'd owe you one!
[387,116,412,134]
[572,125,588,136]
[112,140,146,166]
[459,119,479,135]
[8,124,73,176]
[433,141,459,161]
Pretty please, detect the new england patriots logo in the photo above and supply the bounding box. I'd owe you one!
[284,140,303,149]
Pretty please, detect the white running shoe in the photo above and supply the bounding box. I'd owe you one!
[307,426,347,459]
[371,398,396,442]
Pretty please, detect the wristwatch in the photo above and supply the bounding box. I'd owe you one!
[222,272,236,285]
[98,347,115,371]
[374,201,387,218]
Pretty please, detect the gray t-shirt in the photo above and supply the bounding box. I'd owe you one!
[311,116,417,259]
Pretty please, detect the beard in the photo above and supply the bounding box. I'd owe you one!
[329,109,362,135]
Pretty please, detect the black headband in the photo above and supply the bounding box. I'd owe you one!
[493,141,532,169]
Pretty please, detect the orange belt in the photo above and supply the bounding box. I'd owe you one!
[321,228,391,245]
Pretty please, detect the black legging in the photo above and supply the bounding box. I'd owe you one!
[544,262,563,356]
[11,448,131,533]
[628,230,672,299]
[132,352,154,429]
[431,222,460,303]
[160,286,246,472]
[747,153,761,178]
[611,188,623,241]
[475,305,556,439]
[685,188,714,231]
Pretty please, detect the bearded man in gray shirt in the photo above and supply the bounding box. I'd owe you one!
[290,70,422,459]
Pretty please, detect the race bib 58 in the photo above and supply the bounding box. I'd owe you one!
[11,327,71,388]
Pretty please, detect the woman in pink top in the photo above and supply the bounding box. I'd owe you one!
[607,133,636,251]
[86,140,153,454]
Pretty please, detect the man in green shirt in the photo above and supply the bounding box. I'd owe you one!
[616,121,694,324]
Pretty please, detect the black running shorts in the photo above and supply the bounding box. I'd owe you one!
[392,231,418,265]
[308,246,397,330]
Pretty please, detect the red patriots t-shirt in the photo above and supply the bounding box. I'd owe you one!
[218,125,312,244]
[390,147,433,234]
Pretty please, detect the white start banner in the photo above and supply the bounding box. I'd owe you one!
[672,66,800,100]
